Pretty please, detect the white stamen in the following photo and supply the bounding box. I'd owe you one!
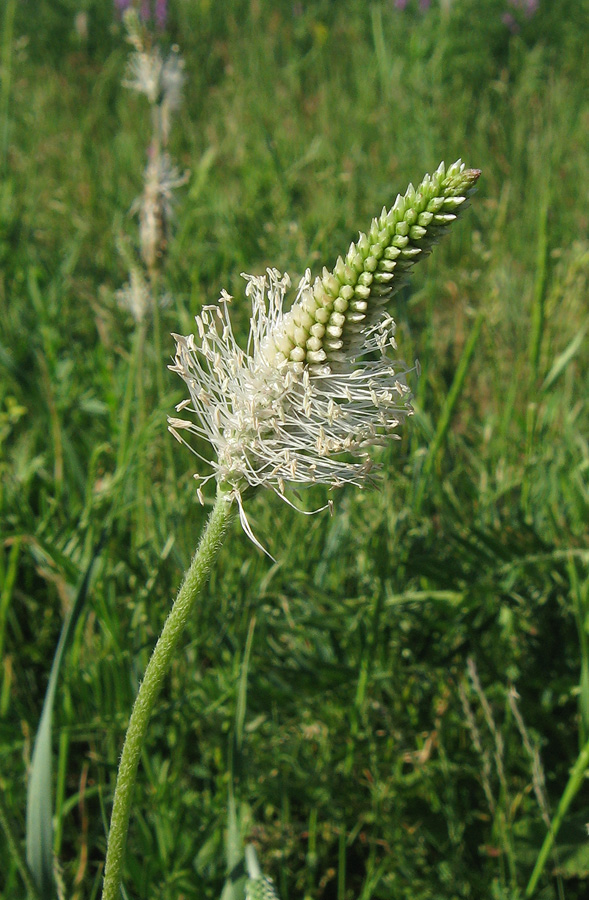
[169,267,413,524]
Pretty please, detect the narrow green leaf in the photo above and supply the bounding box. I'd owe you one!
[0,788,40,900]
[0,0,16,173]
[235,617,256,752]
[529,191,550,381]
[414,310,485,512]
[541,322,588,392]
[220,789,243,900]
[0,538,22,695]
[26,539,103,897]
[220,617,256,900]
[568,556,589,748]
[525,734,589,897]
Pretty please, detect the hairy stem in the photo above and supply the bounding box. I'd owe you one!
[101,493,233,900]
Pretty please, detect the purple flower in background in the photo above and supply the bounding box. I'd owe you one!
[508,0,540,17]
[394,0,432,11]
[502,12,518,32]
[502,0,539,32]
[115,0,167,30]
[155,0,167,30]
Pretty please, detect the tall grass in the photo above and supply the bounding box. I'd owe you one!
[1,1,588,898]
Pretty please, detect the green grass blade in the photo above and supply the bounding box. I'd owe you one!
[26,694,54,897]
[568,555,589,747]
[414,310,485,512]
[235,616,256,753]
[221,617,256,900]
[0,537,22,696]
[541,321,588,392]
[0,0,16,174]
[528,191,549,382]
[0,788,40,900]
[370,5,391,102]
[26,538,103,897]
[525,733,589,897]
[220,788,244,900]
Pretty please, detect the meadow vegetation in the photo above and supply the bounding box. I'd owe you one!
[1,1,589,898]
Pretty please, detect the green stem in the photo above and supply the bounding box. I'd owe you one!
[101,492,234,900]
[528,190,549,384]
[116,320,147,473]
[525,734,589,897]
[135,316,147,547]
[150,268,166,405]
[150,269,178,498]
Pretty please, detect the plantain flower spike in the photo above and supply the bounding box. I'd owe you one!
[169,161,480,541]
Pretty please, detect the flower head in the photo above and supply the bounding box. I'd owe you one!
[137,152,188,271]
[116,264,150,323]
[122,10,185,108]
[169,161,480,536]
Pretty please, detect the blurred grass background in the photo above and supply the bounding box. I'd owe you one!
[1,0,589,898]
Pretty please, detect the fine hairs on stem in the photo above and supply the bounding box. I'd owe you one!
[101,494,234,900]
